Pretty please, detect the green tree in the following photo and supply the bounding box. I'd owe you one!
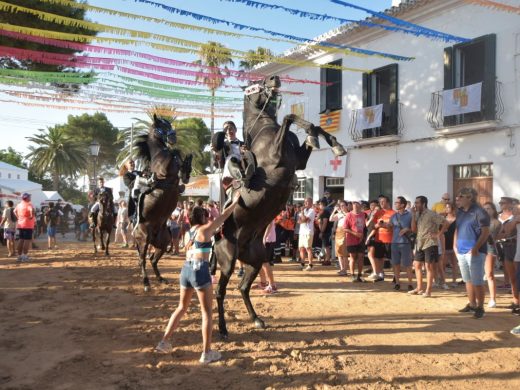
[195,42,234,172]
[239,47,274,71]
[60,113,122,179]
[0,0,97,72]
[174,117,211,175]
[0,147,26,168]
[26,125,88,191]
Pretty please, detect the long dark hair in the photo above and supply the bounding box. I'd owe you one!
[483,202,498,219]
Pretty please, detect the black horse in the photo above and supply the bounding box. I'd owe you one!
[92,191,114,256]
[133,115,192,292]
[213,75,346,338]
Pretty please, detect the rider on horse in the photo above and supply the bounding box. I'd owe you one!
[89,176,116,228]
[212,121,255,194]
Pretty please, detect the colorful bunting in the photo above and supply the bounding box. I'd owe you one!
[219,0,468,42]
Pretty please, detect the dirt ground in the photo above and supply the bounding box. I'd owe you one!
[1,238,520,390]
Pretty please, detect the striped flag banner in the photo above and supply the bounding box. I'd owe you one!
[320,110,341,132]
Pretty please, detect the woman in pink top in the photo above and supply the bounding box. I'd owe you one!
[14,193,35,262]
[344,201,367,283]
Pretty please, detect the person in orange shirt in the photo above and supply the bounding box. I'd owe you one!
[14,193,36,263]
[368,195,395,282]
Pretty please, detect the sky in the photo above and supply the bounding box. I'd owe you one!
[0,0,393,155]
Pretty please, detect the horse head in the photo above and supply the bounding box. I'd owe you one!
[151,114,177,147]
[98,191,112,213]
[243,75,282,122]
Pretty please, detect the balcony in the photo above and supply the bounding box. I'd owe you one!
[348,102,403,145]
[427,80,504,134]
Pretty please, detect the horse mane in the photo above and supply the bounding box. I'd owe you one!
[134,134,151,163]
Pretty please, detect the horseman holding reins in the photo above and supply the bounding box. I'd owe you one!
[89,176,116,229]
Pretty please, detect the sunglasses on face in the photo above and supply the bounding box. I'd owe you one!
[442,198,450,201]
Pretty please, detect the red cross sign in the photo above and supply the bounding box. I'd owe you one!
[330,156,342,171]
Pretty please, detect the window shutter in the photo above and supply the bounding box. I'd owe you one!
[362,73,369,107]
[388,63,398,134]
[320,67,327,113]
[305,178,313,199]
[328,60,342,111]
[443,47,454,90]
[482,34,496,121]
[443,47,454,126]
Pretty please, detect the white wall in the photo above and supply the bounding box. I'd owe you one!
[273,1,520,203]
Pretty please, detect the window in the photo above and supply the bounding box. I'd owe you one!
[444,34,496,125]
[368,172,393,202]
[320,60,342,113]
[454,163,492,179]
[293,177,313,201]
[325,177,344,188]
[362,64,398,138]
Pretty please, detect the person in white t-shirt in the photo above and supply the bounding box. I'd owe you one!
[298,197,316,271]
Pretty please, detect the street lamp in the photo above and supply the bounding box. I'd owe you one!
[89,140,100,191]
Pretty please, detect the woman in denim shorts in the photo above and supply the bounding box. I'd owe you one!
[155,192,240,364]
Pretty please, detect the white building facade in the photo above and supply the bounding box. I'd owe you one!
[0,161,45,207]
[257,0,520,205]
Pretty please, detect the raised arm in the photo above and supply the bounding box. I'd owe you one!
[201,192,241,237]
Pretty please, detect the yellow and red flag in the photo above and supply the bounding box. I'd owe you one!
[320,110,341,132]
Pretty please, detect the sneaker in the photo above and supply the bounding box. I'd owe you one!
[512,307,520,316]
[458,303,475,313]
[155,339,173,354]
[262,285,278,294]
[507,303,519,310]
[373,276,384,283]
[367,273,377,281]
[199,349,222,364]
[393,284,401,291]
[304,265,313,271]
[337,270,347,276]
[16,255,23,263]
[510,325,520,336]
[237,268,244,277]
[487,300,497,309]
[356,276,365,283]
[473,307,485,319]
[21,255,29,262]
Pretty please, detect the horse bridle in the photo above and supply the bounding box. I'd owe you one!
[154,119,176,145]
[245,84,281,147]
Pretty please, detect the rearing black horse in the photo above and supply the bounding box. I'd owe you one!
[214,75,346,338]
[133,115,192,292]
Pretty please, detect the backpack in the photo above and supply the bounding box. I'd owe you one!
[10,208,17,223]
[46,209,58,227]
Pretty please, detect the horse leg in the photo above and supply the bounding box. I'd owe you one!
[105,228,111,256]
[215,240,237,340]
[240,262,265,329]
[139,242,151,292]
[238,240,266,329]
[311,125,347,156]
[92,228,97,254]
[151,230,169,284]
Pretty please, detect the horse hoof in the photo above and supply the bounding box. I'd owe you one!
[219,332,229,341]
[305,135,320,150]
[158,277,169,285]
[144,285,150,292]
[332,145,347,156]
[254,318,266,329]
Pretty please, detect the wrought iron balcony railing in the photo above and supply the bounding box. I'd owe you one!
[427,80,504,130]
[348,102,403,142]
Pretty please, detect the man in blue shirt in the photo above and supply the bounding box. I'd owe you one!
[389,196,414,291]
[455,187,490,319]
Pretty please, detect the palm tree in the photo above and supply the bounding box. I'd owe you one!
[195,41,234,173]
[26,126,88,191]
[239,47,274,71]
[116,105,200,168]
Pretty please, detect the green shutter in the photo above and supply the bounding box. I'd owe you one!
[482,34,496,121]
[362,72,369,107]
[443,47,455,126]
[388,63,398,134]
[320,67,327,113]
[305,178,313,199]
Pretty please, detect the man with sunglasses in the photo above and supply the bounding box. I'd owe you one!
[454,187,490,319]
[432,193,451,215]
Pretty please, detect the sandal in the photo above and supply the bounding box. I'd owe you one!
[407,289,424,295]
